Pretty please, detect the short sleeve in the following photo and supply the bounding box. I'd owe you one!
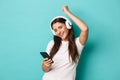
[75,37,84,55]
[46,40,54,55]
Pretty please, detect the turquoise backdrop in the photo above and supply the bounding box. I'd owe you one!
[0,0,120,80]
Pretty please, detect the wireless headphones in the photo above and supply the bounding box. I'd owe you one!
[50,16,72,35]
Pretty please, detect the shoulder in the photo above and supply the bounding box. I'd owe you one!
[75,37,84,54]
[75,37,84,52]
[46,40,54,54]
[47,40,54,47]
[48,40,54,44]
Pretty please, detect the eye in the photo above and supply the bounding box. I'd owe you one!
[58,26,62,29]
[54,29,57,32]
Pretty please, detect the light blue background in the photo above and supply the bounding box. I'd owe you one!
[0,0,120,80]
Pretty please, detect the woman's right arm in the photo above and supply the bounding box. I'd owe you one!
[42,58,53,72]
[62,6,88,46]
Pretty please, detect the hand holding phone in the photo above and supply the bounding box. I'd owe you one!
[40,52,54,63]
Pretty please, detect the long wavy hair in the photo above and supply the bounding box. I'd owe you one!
[50,18,79,63]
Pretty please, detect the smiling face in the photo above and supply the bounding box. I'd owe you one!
[52,22,69,41]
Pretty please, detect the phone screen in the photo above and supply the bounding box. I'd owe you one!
[40,52,51,59]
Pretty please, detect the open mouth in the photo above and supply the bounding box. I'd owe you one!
[59,32,64,37]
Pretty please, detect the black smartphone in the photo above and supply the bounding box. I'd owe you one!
[40,52,51,59]
[40,52,54,63]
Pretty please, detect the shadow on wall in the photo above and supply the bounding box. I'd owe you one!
[76,41,95,80]
[74,9,99,80]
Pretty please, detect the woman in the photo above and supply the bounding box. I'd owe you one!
[42,5,88,80]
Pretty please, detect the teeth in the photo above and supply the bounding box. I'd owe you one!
[60,32,64,36]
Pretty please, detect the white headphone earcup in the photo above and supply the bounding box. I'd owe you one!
[65,21,72,29]
[51,29,56,35]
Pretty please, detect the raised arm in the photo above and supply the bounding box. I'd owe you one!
[62,6,88,45]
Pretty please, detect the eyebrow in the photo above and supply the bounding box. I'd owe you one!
[53,25,62,30]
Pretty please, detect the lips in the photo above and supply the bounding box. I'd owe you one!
[59,32,64,37]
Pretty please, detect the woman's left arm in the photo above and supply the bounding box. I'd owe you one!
[62,6,88,45]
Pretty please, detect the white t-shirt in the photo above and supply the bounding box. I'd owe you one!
[42,37,84,80]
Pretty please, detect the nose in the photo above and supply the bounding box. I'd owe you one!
[56,30,61,35]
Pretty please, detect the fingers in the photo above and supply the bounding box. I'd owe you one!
[44,58,49,61]
[46,59,53,64]
[44,58,52,62]
[62,5,69,13]
[62,5,68,8]
[43,58,53,65]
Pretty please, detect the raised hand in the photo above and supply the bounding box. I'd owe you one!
[62,5,70,14]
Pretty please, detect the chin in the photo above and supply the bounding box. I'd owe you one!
[59,35,68,41]
[62,37,68,41]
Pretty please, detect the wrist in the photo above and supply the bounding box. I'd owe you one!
[65,10,71,15]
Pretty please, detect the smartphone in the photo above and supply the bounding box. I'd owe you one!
[40,52,54,63]
[40,52,51,59]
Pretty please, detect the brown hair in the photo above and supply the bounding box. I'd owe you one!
[50,18,79,63]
